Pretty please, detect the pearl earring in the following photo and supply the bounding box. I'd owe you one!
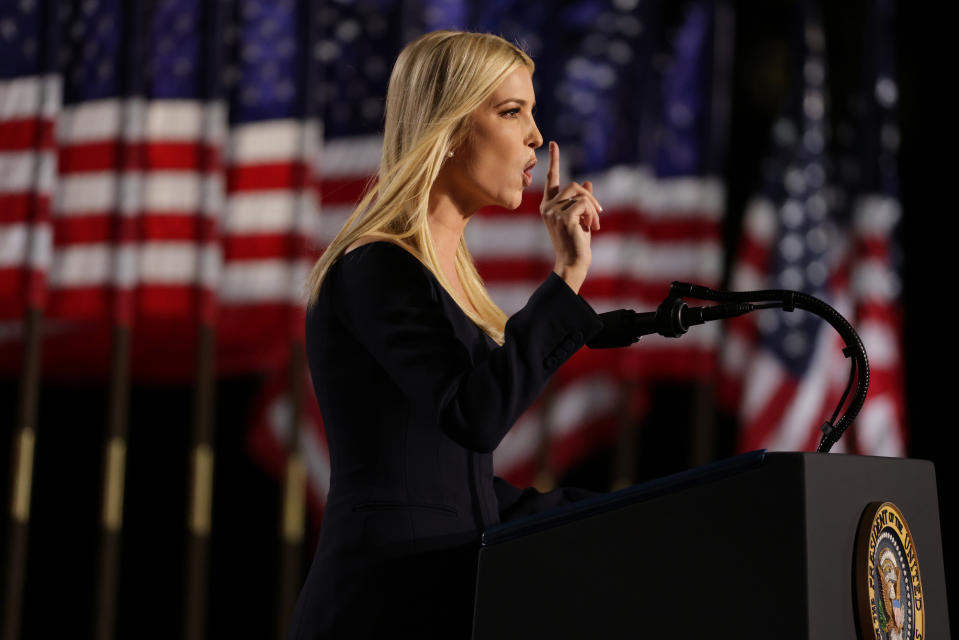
[447,150,454,158]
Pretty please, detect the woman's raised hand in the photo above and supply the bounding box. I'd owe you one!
[540,141,602,294]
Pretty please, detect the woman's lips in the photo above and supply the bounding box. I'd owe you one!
[523,157,536,187]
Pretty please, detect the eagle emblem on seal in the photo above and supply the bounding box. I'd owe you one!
[855,502,925,640]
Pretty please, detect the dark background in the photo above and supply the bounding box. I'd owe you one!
[1,1,954,637]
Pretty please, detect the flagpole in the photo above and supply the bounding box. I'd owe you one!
[610,379,639,491]
[533,378,556,492]
[688,381,716,467]
[276,343,306,640]
[3,308,42,640]
[92,324,132,640]
[184,322,216,640]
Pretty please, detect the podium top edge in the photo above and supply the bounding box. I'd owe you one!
[483,449,768,546]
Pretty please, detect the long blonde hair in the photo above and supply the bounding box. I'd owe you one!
[306,30,535,345]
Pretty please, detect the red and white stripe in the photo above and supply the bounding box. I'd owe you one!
[847,194,905,456]
[0,77,322,378]
[0,74,60,329]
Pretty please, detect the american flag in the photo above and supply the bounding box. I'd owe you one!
[0,0,57,339]
[838,0,906,455]
[0,0,320,379]
[718,0,905,455]
[248,0,729,522]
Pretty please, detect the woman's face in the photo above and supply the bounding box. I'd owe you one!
[440,66,543,212]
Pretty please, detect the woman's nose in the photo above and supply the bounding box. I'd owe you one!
[527,122,543,150]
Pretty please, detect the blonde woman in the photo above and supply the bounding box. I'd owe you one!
[290,30,605,639]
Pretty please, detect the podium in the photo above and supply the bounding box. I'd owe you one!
[472,451,950,639]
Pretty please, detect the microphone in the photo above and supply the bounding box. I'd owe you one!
[586,298,756,349]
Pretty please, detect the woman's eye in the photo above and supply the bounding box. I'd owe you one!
[501,108,520,118]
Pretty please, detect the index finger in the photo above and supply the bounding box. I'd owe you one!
[544,141,560,201]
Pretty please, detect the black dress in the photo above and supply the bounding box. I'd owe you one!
[288,242,604,639]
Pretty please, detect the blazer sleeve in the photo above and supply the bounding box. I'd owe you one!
[492,476,598,522]
[333,243,604,453]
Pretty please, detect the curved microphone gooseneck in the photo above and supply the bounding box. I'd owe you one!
[669,282,868,454]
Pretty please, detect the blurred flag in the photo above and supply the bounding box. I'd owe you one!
[0,0,58,336]
[470,0,729,483]
[838,0,906,455]
[0,0,320,379]
[216,0,319,372]
[719,1,905,455]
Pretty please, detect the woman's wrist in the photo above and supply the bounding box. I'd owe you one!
[553,265,586,294]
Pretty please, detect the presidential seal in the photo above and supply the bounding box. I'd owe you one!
[855,502,925,640]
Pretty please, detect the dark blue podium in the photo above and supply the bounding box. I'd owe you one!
[472,451,950,639]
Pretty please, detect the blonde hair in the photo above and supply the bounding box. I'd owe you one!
[306,30,535,345]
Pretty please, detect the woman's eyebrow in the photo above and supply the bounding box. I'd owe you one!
[492,98,536,109]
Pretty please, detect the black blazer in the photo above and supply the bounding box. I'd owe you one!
[288,242,604,639]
